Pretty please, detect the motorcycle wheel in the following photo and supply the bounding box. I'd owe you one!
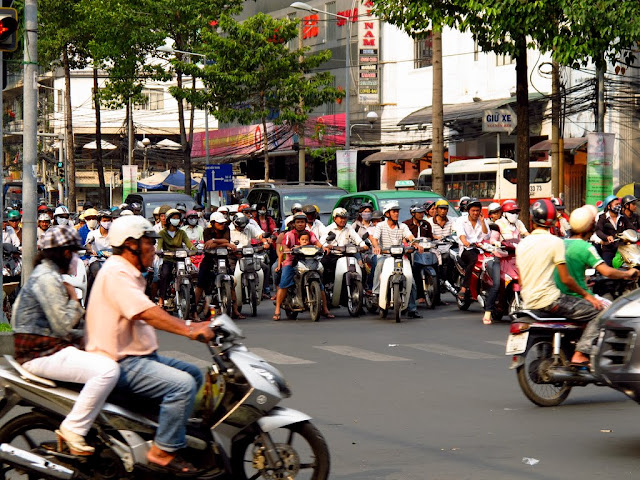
[231,420,330,480]
[250,288,258,317]
[285,308,299,320]
[423,274,436,310]
[347,280,363,317]
[220,282,233,316]
[516,340,572,407]
[308,281,322,322]
[508,291,522,317]
[179,284,192,320]
[393,286,402,323]
[0,412,126,479]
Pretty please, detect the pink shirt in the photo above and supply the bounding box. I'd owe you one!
[282,229,318,266]
[85,255,158,361]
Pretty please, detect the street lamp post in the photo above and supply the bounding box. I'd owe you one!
[291,2,352,150]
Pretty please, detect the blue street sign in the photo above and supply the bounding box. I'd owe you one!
[205,164,234,192]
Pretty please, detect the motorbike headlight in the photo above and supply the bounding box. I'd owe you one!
[243,247,254,255]
[216,248,228,256]
[296,263,309,273]
[422,242,433,250]
[176,250,187,258]
[346,245,358,254]
[298,246,318,256]
[390,246,404,255]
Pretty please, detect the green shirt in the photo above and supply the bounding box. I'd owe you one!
[157,228,193,253]
[554,238,603,297]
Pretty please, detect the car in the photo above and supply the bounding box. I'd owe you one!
[246,182,348,227]
[124,192,197,220]
[331,189,460,223]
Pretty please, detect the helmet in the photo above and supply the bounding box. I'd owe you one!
[435,199,449,208]
[238,203,250,213]
[530,199,557,227]
[371,210,384,220]
[130,202,142,212]
[119,203,129,209]
[7,210,20,220]
[233,215,249,229]
[83,201,94,209]
[175,202,187,212]
[423,201,436,212]
[621,195,637,209]
[302,204,317,214]
[186,210,198,218]
[569,206,596,234]
[332,207,348,218]
[165,208,181,219]
[501,200,521,213]
[109,216,160,248]
[382,202,401,215]
[158,204,172,215]
[111,208,122,218]
[217,206,230,214]
[291,202,303,214]
[99,210,113,219]
[293,212,307,222]
[583,204,599,218]
[210,212,227,224]
[359,202,374,211]
[466,198,482,211]
[39,226,82,250]
[83,208,99,218]
[54,206,69,216]
[488,202,502,214]
[37,205,48,212]
[410,204,426,214]
[194,204,204,211]
[120,209,134,216]
[602,195,619,211]
[248,204,257,212]
[38,213,51,222]
[550,197,565,210]
[458,196,471,212]
[153,206,161,215]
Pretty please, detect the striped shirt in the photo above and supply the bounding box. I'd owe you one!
[372,220,413,249]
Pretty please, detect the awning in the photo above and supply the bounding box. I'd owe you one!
[399,93,547,127]
[363,147,432,166]
[82,140,117,150]
[138,170,170,190]
[163,170,199,189]
[530,137,587,154]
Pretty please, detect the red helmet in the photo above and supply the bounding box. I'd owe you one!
[238,203,250,213]
[530,199,557,227]
[550,197,565,210]
[501,200,521,213]
[38,205,48,212]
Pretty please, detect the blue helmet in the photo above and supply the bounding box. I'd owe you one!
[602,194,619,211]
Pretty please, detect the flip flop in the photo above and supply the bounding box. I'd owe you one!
[272,313,281,321]
[232,313,247,320]
[321,312,336,319]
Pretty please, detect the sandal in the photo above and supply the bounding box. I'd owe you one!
[232,312,247,320]
[482,313,492,325]
[321,312,335,319]
[147,454,199,476]
[272,313,281,321]
[56,428,94,456]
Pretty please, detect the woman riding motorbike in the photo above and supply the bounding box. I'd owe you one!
[595,195,633,266]
[157,209,194,308]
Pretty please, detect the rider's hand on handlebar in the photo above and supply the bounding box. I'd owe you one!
[606,236,615,244]
[190,322,215,343]
[584,293,604,310]
[626,269,640,279]
[373,247,381,255]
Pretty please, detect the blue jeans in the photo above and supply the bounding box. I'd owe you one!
[116,353,204,452]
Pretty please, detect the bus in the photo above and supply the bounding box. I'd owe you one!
[417,158,552,204]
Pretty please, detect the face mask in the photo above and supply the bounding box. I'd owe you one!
[197,212,203,218]
[612,205,622,214]
[504,212,519,224]
[361,212,372,221]
[86,219,98,230]
[258,210,267,216]
[169,218,181,227]
[188,218,198,226]
[100,221,111,230]
[56,217,69,226]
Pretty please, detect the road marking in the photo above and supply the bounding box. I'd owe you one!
[486,340,507,346]
[405,343,499,359]
[158,351,211,369]
[250,348,316,365]
[314,345,410,362]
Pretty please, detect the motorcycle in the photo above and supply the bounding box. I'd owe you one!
[496,239,522,317]
[413,238,442,309]
[281,245,324,322]
[325,243,364,317]
[204,247,235,316]
[378,245,415,323]
[506,309,607,407]
[0,314,330,480]
[2,243,21,323]
[157,248,199,320]
[234,244,265,317]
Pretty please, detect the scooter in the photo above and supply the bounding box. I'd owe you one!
[325,243,364,317]
[496,239,522,318]
[234,244,265,317]
[157,248,199,320]
[413,238,441,309]
[378,245,415,323]
[281,245,324,322]
[0,314,330,480]
[204,247,235,316]
[2,243,21,323]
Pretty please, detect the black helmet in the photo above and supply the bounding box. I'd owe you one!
[302,204,316,215]
[466,198,482,210]
[530,199,557,227]
[233,215,249,229]
[410,204,426,214]
[371,210,384,220]
[423,200,435,212]
[621,195,638,209]
[359,202,374,211]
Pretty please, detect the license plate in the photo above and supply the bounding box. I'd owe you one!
[505,332,529,355]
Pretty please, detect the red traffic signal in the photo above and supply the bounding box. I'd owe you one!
[0,8,17,52]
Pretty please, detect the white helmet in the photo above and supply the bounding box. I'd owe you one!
[488,202,502,214]
[569,206,595,234]
[54,205,69,216]
[38,213,51,222]
[382,202,401,215]
[109,216,159,247]
[217,206,229,214]
[332,207,348,218]
[120,209,134,216]
[210,212,227,224]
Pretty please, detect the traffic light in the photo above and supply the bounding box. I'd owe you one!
[0,8,17,52]
[57,161,64,183]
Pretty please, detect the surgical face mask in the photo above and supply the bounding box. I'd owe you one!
[612,205,622,214]
[56,217,69,226]
[100,221,112,230]
[258,209,267,216]
[361,212,372,221]
[86,219,98,230]
[188,218,198,226]
[169,218,181,227]
[504,212,519,224]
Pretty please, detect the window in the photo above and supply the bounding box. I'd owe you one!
[502,167,551,184]
[135,89,164,111]
[414,31,433,69]
[496,52,514,66]
[325,1,336,41]
[443,172,496,200]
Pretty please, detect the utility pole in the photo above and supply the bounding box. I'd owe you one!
[551,61,560,197]
[431,28,444,196]
[21,0,38,281]
[596,59,605,132]
[298,21,306,183]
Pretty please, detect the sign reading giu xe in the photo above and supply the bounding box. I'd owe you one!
[482,108,517,134]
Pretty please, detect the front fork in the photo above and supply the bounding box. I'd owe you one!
[257,431,284,470]
[552,332,563,366]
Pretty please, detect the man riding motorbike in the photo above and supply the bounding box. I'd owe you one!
[550,197,570,237]
[621,194,640,231]
[2,215,20,248]
[7,209,22,245]
[37,213,52,246]
[283,202,304,230]
[303,204,326,239]
[595,195,633,266]
[516,199,603,367]
[78,208,100,245]
[85,210,114,299]
[86,215,214,474]
[403,204,434,304]
[487,202,502,224]
[53,206,72,227]
[181,210,204,243]
[320,207,367,286]
[456,199,489,303]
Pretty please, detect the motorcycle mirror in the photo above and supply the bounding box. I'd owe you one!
[326,232,336,242]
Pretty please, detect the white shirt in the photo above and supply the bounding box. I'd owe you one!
[2,226,20,248]
[495,217,528,240]
[85,228,111,254]
[321,223,365,247]
[456,216,489,250]
[182,225,204,243]
[307,219,326,240]
[231,223,264,247]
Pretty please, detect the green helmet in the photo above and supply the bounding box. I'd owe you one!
[7,210,20,220]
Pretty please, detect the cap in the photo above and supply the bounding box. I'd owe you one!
[39,225,82,250]
[210,212,227,224]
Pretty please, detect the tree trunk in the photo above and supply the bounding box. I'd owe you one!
[93,67,108,207]
[551,61,560,198]
[176,71,192,195]
[515,40,530,227]
[63,49,76,211]
[431,28,444,196]
[263,116,270,181]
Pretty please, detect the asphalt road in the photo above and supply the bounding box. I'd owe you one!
[159,293,640,480]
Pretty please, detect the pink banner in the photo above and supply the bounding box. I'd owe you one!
[191,114,346,159]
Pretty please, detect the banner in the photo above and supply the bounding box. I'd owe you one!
[585,133,614,205]
[336,150,357,193]
[358,0,380,105]
[122,165,138,200]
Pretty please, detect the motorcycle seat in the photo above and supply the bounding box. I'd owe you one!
[512,309,566,321]
[4,355,57,387]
